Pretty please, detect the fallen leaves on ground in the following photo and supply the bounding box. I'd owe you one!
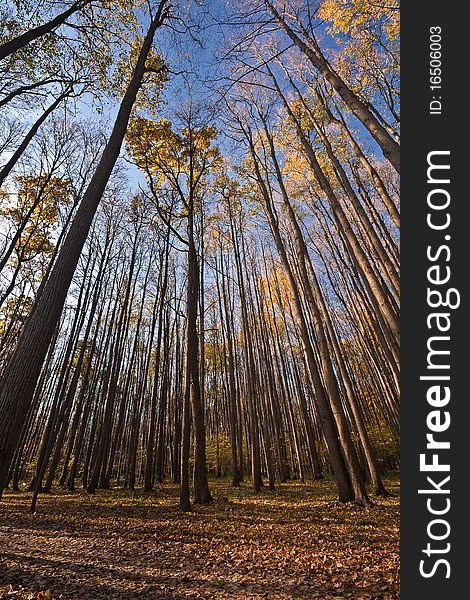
[0,477,399,599]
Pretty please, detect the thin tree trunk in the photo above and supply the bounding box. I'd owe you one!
[0,89,71,188]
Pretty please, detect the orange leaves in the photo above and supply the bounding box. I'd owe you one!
[1,478,399,599]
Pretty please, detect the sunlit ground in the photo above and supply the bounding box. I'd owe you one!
[0,476,399,599]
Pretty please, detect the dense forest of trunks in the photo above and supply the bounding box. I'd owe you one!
[0,0,400,511]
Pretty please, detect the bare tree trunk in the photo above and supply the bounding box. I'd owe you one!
[0,89,71,188]
[187,208,212,504]
[0,0,93,62]
[215,247,240,486]
[179,331,192,511]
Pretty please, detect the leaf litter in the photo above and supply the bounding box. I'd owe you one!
[0,478,399,599]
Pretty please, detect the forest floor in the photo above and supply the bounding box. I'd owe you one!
[0,476,399,600]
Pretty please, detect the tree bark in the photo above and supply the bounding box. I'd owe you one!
[0,0,93,62]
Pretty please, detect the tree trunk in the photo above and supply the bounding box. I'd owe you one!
[0,89,71,188]
[186,209,212,504]
[0,0,93,62]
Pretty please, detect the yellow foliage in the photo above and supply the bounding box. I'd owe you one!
[319,0,399,44]
[0,174,72,265]
[126,116,222,200]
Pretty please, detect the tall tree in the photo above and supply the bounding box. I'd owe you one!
[127,107,221,506]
